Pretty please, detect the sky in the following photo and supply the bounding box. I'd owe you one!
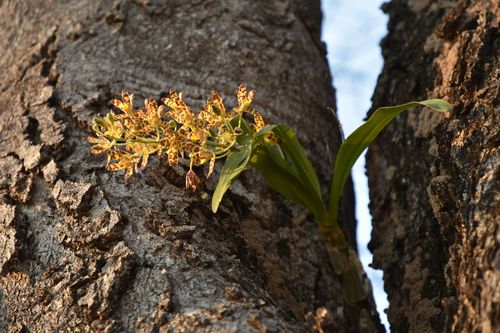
[320,0,390,329]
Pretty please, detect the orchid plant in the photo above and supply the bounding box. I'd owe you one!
[88,84,452,302]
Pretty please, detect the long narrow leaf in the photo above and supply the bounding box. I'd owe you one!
[211,147,252,213]
[271,125,322,198]
[327,99,452,224]
[211,118,256,213]
[252,146,328,223]
[255,125,278,139]
[256,125,322,199]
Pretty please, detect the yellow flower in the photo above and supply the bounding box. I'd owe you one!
[234,84,255,114]
[190,148,216,176]
[106,150,139,178]
[102,113,124,138]
[143,98,162,128]
[87,136,114,154]
[252,112,266,132]
[162,90,194,125]
[167,147,179,166]
[198,91,226,128]
[111,91,135,117]
[89,84,272,187]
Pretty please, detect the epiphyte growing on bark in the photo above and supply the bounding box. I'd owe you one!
[88,85,269,184]
[89,85,452,303]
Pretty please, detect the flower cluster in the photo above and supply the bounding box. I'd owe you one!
[88,84,269,190]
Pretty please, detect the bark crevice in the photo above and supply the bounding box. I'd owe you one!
[368,0,499,331]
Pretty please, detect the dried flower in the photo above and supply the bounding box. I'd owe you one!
[185,169,200,192]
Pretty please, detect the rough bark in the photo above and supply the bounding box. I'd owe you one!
[0,0,381,332]
[367,0,499,332]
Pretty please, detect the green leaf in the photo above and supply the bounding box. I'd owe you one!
[255,124,278,139]
[256,125,322,199]
[327,99,452,224]
[272,125,322,198]
[211,117,255,213]
[251,146,328,223]
[211,147,252,213]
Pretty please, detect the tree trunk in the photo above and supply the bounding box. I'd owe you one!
[0,0,381,332]
[367,0,499,332]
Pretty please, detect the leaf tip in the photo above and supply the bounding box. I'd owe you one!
[211,198,219,213]
[421,99,452,113]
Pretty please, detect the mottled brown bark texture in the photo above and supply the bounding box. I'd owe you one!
[367,0,499,332]
[0,0,381,332]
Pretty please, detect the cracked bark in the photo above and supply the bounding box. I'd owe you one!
[0,0,382,332]
[367,0,499,332]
